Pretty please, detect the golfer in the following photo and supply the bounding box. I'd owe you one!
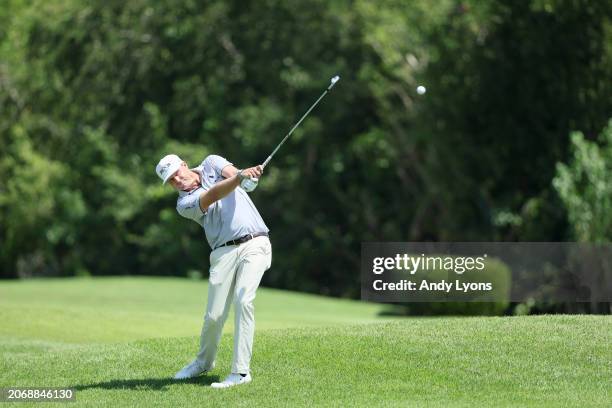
[155,153,272,388]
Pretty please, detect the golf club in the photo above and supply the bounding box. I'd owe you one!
[241,75,341,192]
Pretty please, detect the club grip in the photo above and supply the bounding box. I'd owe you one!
[240,177,258,192]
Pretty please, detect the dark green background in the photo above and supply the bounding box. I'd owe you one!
[1,0,610,312]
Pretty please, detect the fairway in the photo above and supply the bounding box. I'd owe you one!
[1,278,610,407]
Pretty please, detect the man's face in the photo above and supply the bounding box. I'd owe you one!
[168,162,197,191]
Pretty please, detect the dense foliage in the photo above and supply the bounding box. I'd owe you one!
[1,1,610,300]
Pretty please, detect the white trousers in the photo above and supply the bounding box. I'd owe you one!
[196,235,272,374]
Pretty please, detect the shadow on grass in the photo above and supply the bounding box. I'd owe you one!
[73,375,220,391]
[379,302,508,317]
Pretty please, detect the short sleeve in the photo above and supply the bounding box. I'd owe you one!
[176,191,206,222]
[204,155,233,177]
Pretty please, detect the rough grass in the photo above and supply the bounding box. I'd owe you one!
[1,277,610,407]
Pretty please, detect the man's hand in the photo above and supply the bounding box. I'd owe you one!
[200,164,264,211]
[239,165,263,179]
[237,165,262,193]
[222,165,263,180]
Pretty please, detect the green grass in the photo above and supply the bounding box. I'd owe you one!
[0,277,387,343]
[0,277,610,407]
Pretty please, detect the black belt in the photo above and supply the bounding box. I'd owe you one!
[216,232,269,250]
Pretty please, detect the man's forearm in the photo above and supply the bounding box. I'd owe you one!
[199,175,241,210]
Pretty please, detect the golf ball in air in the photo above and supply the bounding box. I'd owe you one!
[417,85,426,95]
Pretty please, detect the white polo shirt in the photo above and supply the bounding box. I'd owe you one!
[176,155,269,250]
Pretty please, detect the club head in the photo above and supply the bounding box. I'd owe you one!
[327,75,340,91]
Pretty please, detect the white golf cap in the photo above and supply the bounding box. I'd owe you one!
[156,154,183,184]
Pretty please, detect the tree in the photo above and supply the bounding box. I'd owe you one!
[553,120,612,242]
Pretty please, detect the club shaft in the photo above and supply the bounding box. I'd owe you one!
[262,81,338,168]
